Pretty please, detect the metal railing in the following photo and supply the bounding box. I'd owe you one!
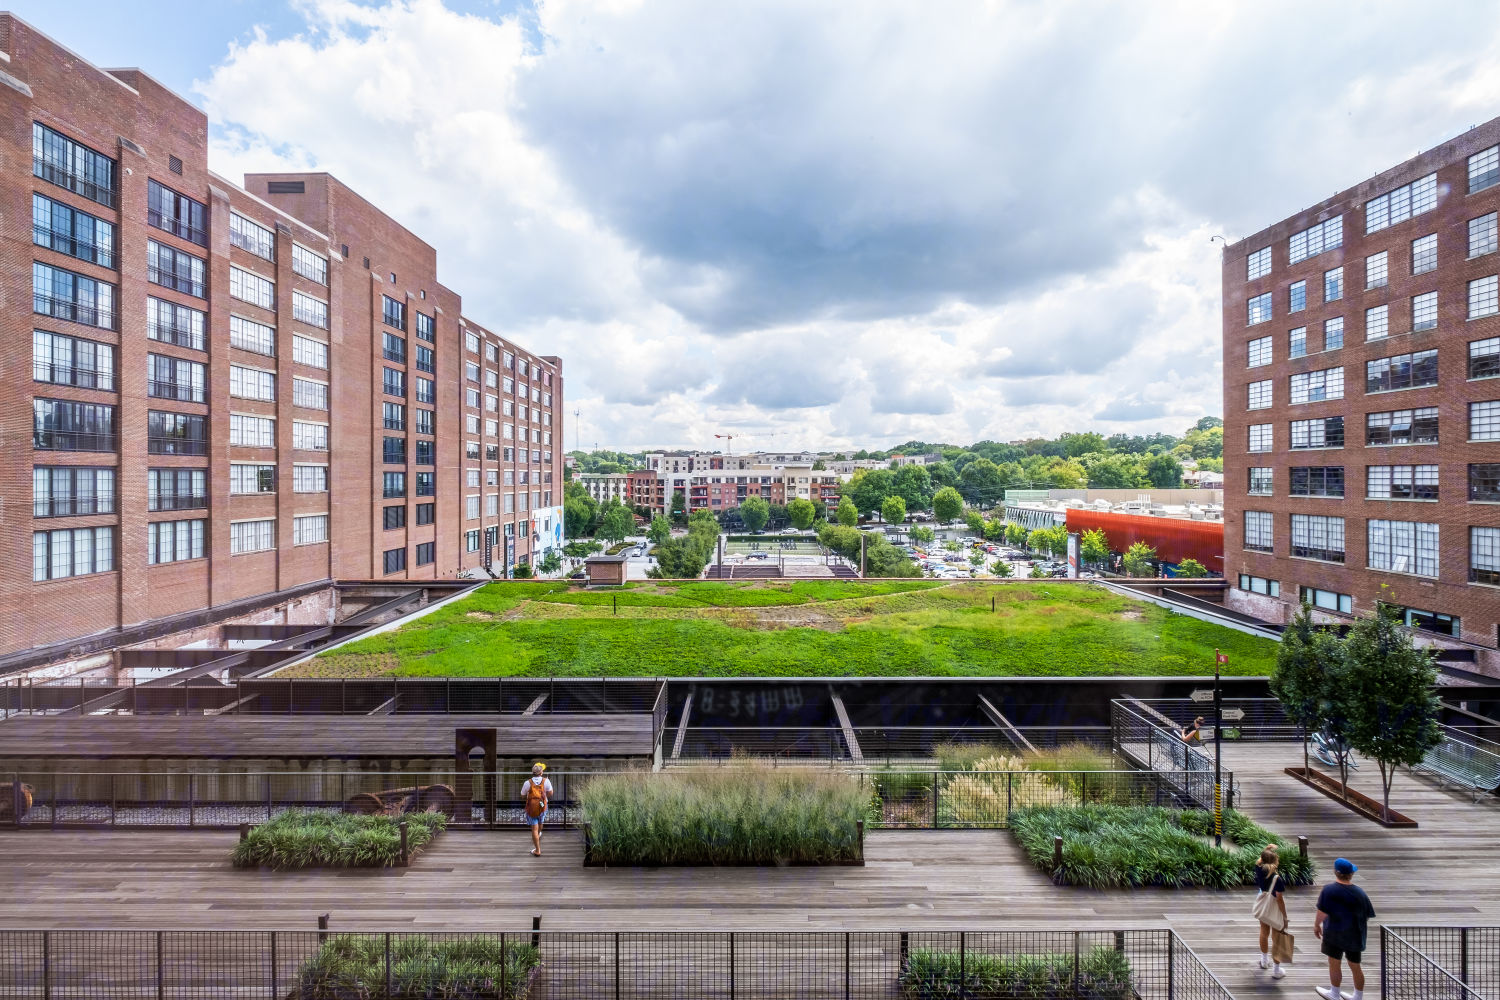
[32,292,114,330]
[867,768,1205,828]
[1127,697,1298,741]
[1110,700,1233,811]
[1412,727,1500,801]
[1382,926,1496,999]
[0,927,1233,999]
[666,725,1111,760]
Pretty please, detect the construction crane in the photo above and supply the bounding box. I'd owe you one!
[714,433,735,454]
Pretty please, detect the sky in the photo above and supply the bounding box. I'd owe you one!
[17,0,1500,453]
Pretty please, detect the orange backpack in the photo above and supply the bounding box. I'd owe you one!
[525,780,548,818]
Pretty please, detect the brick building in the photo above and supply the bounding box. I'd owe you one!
[0,15,562,659]
[1223,115,1500,649]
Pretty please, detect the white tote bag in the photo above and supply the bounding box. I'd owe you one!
[1251,873,1284,929]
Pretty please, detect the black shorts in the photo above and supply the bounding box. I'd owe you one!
[1321,939,1362,964]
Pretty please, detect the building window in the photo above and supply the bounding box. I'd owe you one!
[1411,292,1438,333]
[32,122,116,207]
[1366,251,1388,289]
[32,526,114,581]
[382,295,406,331]
[1366,407,1438,447]
[1289,216,1342,263]
[1244,511,1273,553]
[228,364,275,402]
[486,419,498,438]
[1324,267,1343,302]
[294,514,329,546]
[32,193,115,268]
[33,262,115,329]
[1299,586,1352,614]
[1248,467,1272,496]
[146,179,207,246]
[1247,379,1272,410]
[228,413,275,449]
[383,402,406,430]
[1290,367,1343,404]
[383,333,407,364]
[415,312,435,343]
[1411,233,1438,275]
[411,503,433,527]
[293,421,329,451]
[147,519,206,565]
[147,240,206,297]
[383,472,406,498]
[466,495,481,520]
[1469,339,1500,383]
[383,367,406,398]
[229,315,276,356]
[33,330,115,391]
[1365,173,1437,234]
[466,388,481,408]
[1248,336,1272,368]
[416,409,434,435]
[1247,246,1271,280]
[1247,292,1271,326]
[415,541,435,566]
[1323,317,1344,351]
[1365,304,1388,341]
[383,547,407,574]
[1470,145,1500,194]
[416,378,435,404]
[35,466,117,517]
[147,354,207,403]
[466,361,480,382]
[1471,213,1498,258]
[485,493,499,517]
[1472,400,1500,441]
[1471,275,1500,319]
[1289,327,1307,359]
[291,244,327,284]
[1238,574,1280,597]
[416,472,435,496]
[1470,462,1500,504]
[150,411,208,455]
[1290,466,1344,498]
[229,266,275,309]
[383,436,406,464]
[230,519,276,555]
[143,298,205,351]
[229,463,276,495]
[1289,280,1306,313]
[229,213,275,260]
[415,345,435,374]
[1472,527,1500,585]
[293,377,328,410]
[1366,350,1438,393]
[293,335,328,369]
[416,440,435,466]
[1291,514,1345,563]
[146,468,207,512]
[465,331,481,354]
[383,505,407,530]
[292,291,328,329]
[293,465,329,493]
[1368,464,1438,501]
[465,530,481,552]
[1367,519,1439,578]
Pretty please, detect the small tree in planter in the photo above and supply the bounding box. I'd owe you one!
[1343,603,1441,822]
[1270,605,1345,776]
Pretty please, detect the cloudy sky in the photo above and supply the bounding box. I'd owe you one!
[22,1,1500,451]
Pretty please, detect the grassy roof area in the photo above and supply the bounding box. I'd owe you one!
[292,580,1278,679]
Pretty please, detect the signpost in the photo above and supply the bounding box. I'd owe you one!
[1190,689,1215,703]
[1213,649,1228,847]
[1221,707,1246,722]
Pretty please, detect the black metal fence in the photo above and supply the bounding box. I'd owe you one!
[665,725,1111,760]
[0,927,1234,999]
[1109,701,1234,812]
[868,768,1204,828]
[1382,926,1499,1000]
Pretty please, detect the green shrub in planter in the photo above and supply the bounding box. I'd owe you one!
[580,765,868,865]
[901,944,1131,999]
[290,934,539,999]
[231,810,445,870]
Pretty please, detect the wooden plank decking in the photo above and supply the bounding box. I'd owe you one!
[1,744,1497,997]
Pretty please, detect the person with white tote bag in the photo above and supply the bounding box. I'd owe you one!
[1252,845,1291,979]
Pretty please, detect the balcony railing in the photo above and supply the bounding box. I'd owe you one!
[147,494,209,512]
[146,266,205,298]
[147,321,204,351]
[34,495,115,518]
[146,208,208,247]
[34,157,116,207]
[33,224,115,269]
[34,293,114,330]
[34,431,117,453]
[147,380,206,404]
[146,437,207,457]
[34,363,115,392]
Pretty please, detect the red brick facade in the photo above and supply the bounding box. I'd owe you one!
[0,16,563,657]
[1223,116,1500,648]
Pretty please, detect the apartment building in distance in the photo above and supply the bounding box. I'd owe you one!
[618,451,841,518]
[1222,115,1500,653]
[0,14,562,660]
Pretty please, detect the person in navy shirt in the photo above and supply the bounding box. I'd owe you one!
[1315,858,1376,1000]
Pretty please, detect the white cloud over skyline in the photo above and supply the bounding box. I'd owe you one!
[192,0,1500,452]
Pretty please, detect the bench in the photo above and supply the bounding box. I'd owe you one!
[1412,740,1500,802]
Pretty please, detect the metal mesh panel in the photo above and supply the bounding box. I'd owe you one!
[1385,926,1499,1000]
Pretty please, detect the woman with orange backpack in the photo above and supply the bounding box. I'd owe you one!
[522,763,553,856]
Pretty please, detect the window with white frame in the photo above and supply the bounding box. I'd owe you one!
[1247,380,1272,409]
[466,388,480,408]
[293,464,328,493]
[486,419,498,437]
[1248,423,1273,452]
[1290,466,1344,497]
[1366,173,1438,233]
[466,468,481,488]
[1470,275,1499,319]
[1470,146,1500,194]
[1289,280,1306,312]
[1288,327,1307,359]
[1472,400,1500,441]
[293,421,329,451]
[293,514,328,545]
[1291,514,1345,562]
[1471,213,1499,258]
[229,266,274,309]
[147,519,204,564]
[293,378,328,410]
[465,414,480,434]
[1244,511,1273,552]
[1368,519,1439,578]
[1411,234,1437,274]
[1247,292,1271,326]
[230,315,276,356]
[1471,527,1500,585]
[1412,292,1438,332]
[229,364,275,402]
[1289,216,1343,263]
[228,213,274,260]
[291,244,327,284]
[1324,316,1344,351]
[1247,246,1271,280]
[230,519,275,554]
[1291,416,1344,449]
[466,495,481,519]
[486,393,498,412]
[485,494,498,517]
[1367,407,1439,446]
[293,335,328,369]
[465,361,480,382]
[1248,467,1272,496]
[32,526,113,581]
[228,413,275,448]
[292,291,327,329]
[1367,464,1438,500]
[465,331,480,353]
[1324,266,1343,302]
[1290,367,1343,404]
[229,463,276,495]
[1248,336,1272,367]
[1470,337,1500,379]
[1366,251,1388,289]
[1366,350,1438,393]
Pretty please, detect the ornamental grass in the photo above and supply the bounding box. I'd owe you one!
[900,944,1132,999]
[289,934,539,999]
[579,764,868,865]
[231,810,445,870]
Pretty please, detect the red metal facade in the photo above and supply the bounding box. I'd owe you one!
[1064,510,1225,572]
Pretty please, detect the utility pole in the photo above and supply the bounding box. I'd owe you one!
[1213,648,1227,848]
[573,407,580,453]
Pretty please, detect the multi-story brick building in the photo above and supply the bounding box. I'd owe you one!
[1223,115,1500,650]
[0,15,562,659]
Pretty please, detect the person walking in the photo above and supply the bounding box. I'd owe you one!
[522,763,553,857]
[1180,716,1205,744]
[1314,858,1376,1000]
[1252,845,1288,979]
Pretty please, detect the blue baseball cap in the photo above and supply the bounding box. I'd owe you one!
[1334,858,1357,876]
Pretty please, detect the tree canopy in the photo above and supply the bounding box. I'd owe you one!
[786,497,816,530]
[739,495,771,532]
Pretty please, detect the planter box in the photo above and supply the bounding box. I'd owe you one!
[1284,767,1417,828]
[582,820,865,867]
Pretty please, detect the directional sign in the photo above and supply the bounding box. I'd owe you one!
[1190,689,1216,703]
[1221,708,1246,722]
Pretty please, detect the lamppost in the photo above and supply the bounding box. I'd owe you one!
[1213,648,1228,847]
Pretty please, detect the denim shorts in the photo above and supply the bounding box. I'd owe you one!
[526,808,548,827]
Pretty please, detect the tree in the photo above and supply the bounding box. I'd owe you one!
[983,518,1006,541]
[891,465,934,511]
[1344,604,1443,822]
[926,461,958,490]
[881,495,907,525]
[968,550,986,568]
[812,459,827,471]
[563,540,601,559]
[1083,453,1145,488]
[649,537,708,579]
[909,526,935,545]
[958,458,1003,506]
[1269,606,1346,777]
[847,468,895,515]
[564,494,598,538]
[740,495,770,532]
[787,498,816,530]
[1174,557,1208,578]
[1004,522,1028,547]
[1079,528,1109,568]
[863,532,920,577]
[647,517,672,545]
[836,497,859,527]
[1029,564,1049,578]
[1060,431,1108,457]
[537,549,563,575]
[964,509,986,537]
[1144,453,1184,488]
[1030,525,1068,558]
[1122,541,1157,577]
[931,486,963,524]
[512,564,533,579]
[597,504,635,544]
[1194,416,1223,431]
[817,522,862,560]
[992,559,1014,578]
[670,489,687,526]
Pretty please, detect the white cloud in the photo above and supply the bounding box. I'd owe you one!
[195,0,1500,450]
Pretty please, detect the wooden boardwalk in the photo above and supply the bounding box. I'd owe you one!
[2,743,1497,996]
